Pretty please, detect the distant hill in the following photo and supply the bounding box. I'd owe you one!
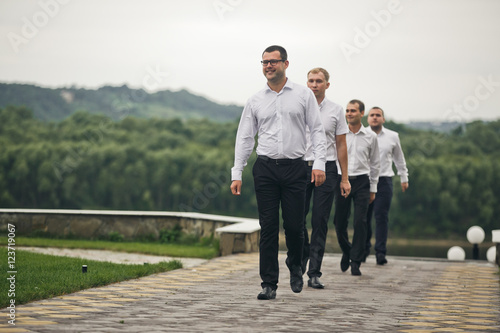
[0,83,243,122]
[405,121,466,133]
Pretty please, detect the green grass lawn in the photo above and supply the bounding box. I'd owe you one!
[0,247,182,308]
[0,235,219,308]
[0,236,219,259]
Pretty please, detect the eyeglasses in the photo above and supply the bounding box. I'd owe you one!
[261,59,285,66]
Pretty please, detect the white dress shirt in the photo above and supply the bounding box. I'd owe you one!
[366,126,409,183]
[304,98,349,162]
[339,126,380,193]
[231,79,327,181]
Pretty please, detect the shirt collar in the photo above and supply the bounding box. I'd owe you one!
[349,125,368,135]
[265,78,292,93]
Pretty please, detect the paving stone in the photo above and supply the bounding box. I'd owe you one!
[4,250,500,332]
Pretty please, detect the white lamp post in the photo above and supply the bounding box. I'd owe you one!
[486,246,496,263]
[466,226,485,260]
[447,246,466,261]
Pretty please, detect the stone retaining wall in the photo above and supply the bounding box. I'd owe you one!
[0,209,256,242]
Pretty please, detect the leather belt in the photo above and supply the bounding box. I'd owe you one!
[349,174,368,180]
[258,155,302,165]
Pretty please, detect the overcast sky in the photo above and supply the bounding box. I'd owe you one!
[1,0,499,123]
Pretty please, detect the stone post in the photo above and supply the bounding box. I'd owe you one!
[492,230,500,266]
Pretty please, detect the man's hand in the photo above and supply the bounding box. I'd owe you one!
[369,192,376,204]
[230,180,242,195]
[401,182,409,193]
[311,169,326,187]
[340,180,351,197]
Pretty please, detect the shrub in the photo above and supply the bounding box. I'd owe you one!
[160,225,182,243]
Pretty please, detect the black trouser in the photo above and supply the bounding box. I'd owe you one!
[253,156,307,290]
[334,174,370,263]
[365,176,393,256]
[302,161,338,278]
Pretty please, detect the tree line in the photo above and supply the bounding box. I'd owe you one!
[0,83,242,122]
[1,105,499,238]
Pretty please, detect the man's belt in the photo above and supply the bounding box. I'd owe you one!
[258,155,302,165]
[349,174,368,180]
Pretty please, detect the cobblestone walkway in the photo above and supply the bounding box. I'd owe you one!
[1,252,499,332]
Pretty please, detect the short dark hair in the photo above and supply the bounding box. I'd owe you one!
[262,45,287,61]
[349,99,365,112]
[370,106,385,117]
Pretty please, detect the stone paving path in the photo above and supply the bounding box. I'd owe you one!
[1,251,499,332]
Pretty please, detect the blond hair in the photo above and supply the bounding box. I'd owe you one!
[307,67,330,82]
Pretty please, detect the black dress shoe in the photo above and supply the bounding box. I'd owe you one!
[351,261,362,276]
[257,287,276,300]
[376,253,388,265]
[290,267,303,293]
[307,276,324,289]
[340,253,350,272]
[286,257,304,293]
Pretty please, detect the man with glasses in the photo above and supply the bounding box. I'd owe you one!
[231,45,327,300]
[302,67,350,289]
[334,100,380,276]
